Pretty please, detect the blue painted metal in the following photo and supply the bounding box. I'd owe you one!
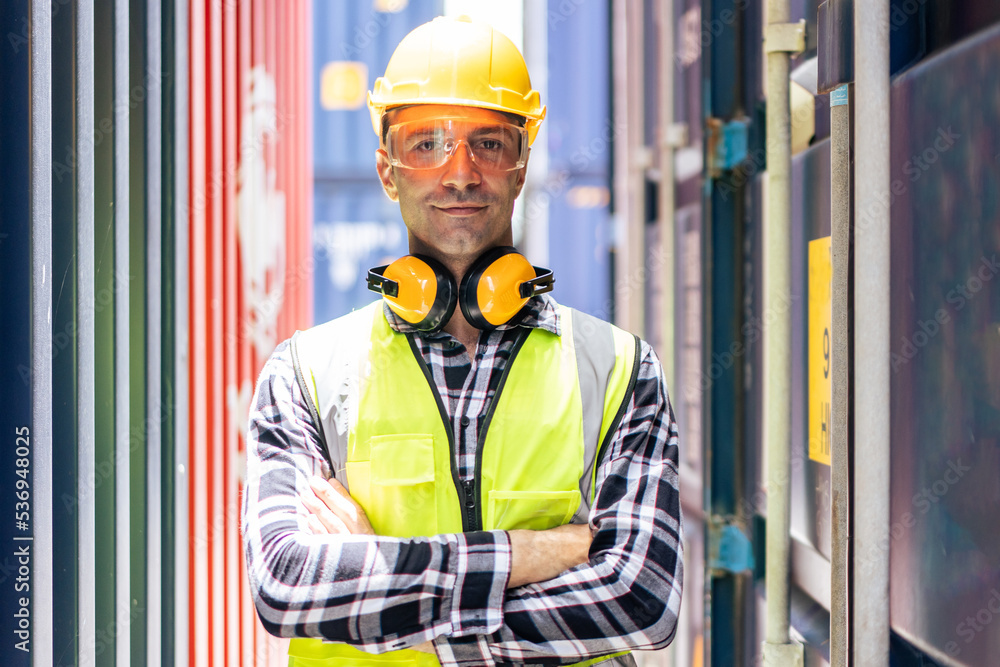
[543,0,613,319]
[708,119,750,174]
[311,1,443,323]
[700,0,757,661]
[830,84,848,106]
[0,1,34,664]
[709,522,756,574]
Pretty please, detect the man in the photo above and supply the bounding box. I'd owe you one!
[242,15,682,667]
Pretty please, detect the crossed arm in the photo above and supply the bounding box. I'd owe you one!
[301,476,594,654]
[242,340,682,665]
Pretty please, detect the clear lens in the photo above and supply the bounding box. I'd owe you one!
[387,118,528,171]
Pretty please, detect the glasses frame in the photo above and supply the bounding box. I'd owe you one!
[385,118,529,172]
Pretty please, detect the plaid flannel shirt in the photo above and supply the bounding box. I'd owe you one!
[242,295,683,665]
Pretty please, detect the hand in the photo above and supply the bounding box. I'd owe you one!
[507,523,593,589]
[301,476,375,536]
[301,479,435,654]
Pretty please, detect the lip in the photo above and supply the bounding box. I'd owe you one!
[435,205,486,216]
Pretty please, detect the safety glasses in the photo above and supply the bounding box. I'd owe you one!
[385,118,529,171]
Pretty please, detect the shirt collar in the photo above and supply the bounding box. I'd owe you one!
[382,293,561,338]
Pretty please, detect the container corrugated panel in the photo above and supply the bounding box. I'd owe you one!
[889,22,1000,667]
[186,1,312,665]
[311,2,442,324]
[543,0,613,319]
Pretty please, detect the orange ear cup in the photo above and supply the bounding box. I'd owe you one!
[459,247,553,330]
[459,247,536,329]
[367,255,456,332]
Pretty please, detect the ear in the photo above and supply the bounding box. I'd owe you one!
[512,147,530,199]
[375,149,399,202]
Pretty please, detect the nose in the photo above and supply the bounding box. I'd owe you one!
[440,140,482,191]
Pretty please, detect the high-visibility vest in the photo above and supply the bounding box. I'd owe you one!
[286,302,640,667]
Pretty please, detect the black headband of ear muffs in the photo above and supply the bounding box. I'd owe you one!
[368,248,553,333]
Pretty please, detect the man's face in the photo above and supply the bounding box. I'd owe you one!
[376,104,529,262]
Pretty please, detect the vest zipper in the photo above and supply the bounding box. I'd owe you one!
[461,479,477,532]
[406,328,531,533]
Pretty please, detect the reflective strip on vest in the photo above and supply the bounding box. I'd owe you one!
[288,302,640,666]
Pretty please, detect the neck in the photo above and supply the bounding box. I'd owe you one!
[428,255,475,350]
[408,252,477,353]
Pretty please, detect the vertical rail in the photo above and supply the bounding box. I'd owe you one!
[207,78,223,667]
[221,1,239,664]
[829,82,852,667]
[763,0,792,644]
[236,2,255,662]
[701,0,750,660]
[129,1,150,662]
[146,0,164,662]
[657,0,677,392]
[113,2,131,665]
[29,1,54,663]
[170,0,192,663]
[189,0,208,664]
[78,2,97,665]
[207,2,225,664]
[761,3,802,664]
[852,0,890,663]
[612,0,646,335]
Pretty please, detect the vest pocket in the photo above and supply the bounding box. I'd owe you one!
[486,489,582,531]
[358,434,438,538]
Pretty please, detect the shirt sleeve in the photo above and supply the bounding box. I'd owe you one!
[241,340,512,652]
[432,341,683,666]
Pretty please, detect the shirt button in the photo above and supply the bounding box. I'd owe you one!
[460,416,470,427]
[475,352,484,361]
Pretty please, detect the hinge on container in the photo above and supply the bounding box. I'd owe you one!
[705,118,749,177]
[765,19,807,54]
[708,516,755,576]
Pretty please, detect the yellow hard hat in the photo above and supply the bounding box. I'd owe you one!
[368,15,546,145]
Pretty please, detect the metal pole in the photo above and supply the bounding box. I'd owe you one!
[612,0,646,336]
[146,0,164,662]
[829,81,852,667]
[112,1,131,665]
[29,1,54,664]
[657,0,679,392]
[762,2,804,663]
[171,1,191,663]
[76,3,97,666]
[853,0,891,661]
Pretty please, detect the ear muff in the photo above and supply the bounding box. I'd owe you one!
[367,254,457,332]
[459,246,554,330]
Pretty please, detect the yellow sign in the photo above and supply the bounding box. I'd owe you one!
[808,236,832,465]
[320,61,368,110]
